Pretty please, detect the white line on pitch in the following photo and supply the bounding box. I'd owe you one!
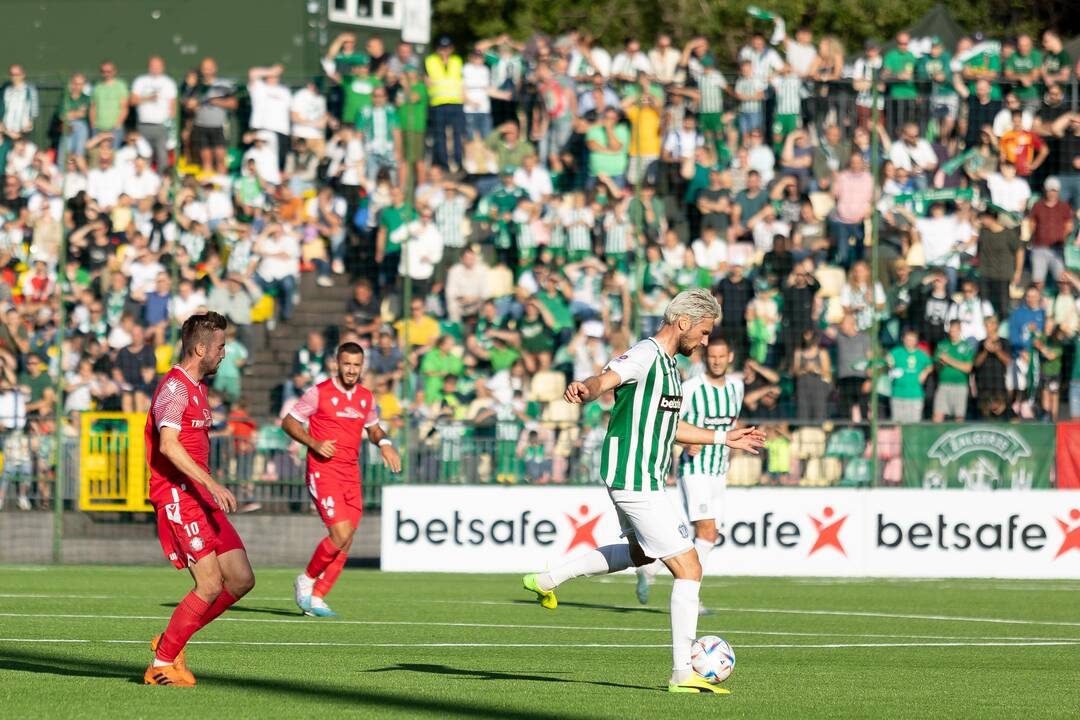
[425,599,1080,629]
[2,637,1080,650]
[3,612,1080,644]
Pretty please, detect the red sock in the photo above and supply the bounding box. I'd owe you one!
[156,591,211,663]
[306,536,341,579]
[313,551,348,599]
[197,588,238,630]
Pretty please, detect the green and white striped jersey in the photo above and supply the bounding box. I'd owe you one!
[604,211,633,255]
[563,208,594,253]
[435,195,469,248]
[774,75,803,116]
[600,338,683,492]
[678,374,744,477]
[698,71,727,114]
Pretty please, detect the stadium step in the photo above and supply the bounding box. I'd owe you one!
[240,272,356,421]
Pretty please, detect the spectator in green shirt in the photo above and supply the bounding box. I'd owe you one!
[881,32,917,135]
[960,39,1002,100]
[917,39,957,140]
[327,57,380,127]
[16,353,55,418]
[516,298,557,373]
[420,334,465,404]
[1034,327,1064,421]
[887,328,933,423]
[397,66,428,188]
[90,60,129,144]
[58,72,90,166]
[585,107,630,188]
[484,121,534,172]
[933,320,975,422]
[1040,31,1072,86]
[1004,34,1042,106]
[375,186,416,291]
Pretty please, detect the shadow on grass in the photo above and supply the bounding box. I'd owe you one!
[159,602,299,618]
[0,646,607,719]
[364,662,656,692]
[511,599,666,615]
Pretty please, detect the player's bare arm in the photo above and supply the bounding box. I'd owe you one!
[366,423,402,473]
[282,414,337,459]
[564,368,622,404]
[675,421,765,455]
[158,426,237,513]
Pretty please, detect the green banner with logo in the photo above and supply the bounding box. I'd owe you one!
[901,424,1055,489]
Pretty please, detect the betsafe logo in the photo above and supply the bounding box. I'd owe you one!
[714,506,848,557]
[716,504,1080,560]
[1054,508,1080,558]
[393,504,606,552]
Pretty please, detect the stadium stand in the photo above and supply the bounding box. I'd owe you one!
[0,22,1078,508]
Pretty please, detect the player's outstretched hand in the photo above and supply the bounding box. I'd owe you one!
[686,444,702,457]
[313,438,337,459]
[381,445,402,473]
[725,426,767,455]
[564,381,589,404]
[207,480,237,513]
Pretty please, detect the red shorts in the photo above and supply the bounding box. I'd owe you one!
[307,468,362,528]
[154,486,246,570]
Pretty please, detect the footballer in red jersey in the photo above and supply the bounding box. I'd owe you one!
[283,341,400,617]
[143,312,255,686]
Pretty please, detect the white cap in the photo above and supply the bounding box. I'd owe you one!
[583,320,605,339]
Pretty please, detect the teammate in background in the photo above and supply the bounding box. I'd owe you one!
[635,336,743,612]
[522,289,764,693]
[283,342,401,617]
[144,312,255,687]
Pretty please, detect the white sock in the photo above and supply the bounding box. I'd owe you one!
[694,538,714,572]
[152,658,171,668]
[538,544,632,590]
[669,578,701,683]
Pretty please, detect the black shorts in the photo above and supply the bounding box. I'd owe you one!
[192,124,227,152]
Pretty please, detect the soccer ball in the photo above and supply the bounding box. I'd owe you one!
[691,635,735,683]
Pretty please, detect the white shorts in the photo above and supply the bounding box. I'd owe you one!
[608,487,694,561]
[678,472,726,523]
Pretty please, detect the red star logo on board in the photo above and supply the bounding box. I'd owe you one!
[565,504,603,552]
[808,506,848,557]
[1053,509,1080,559]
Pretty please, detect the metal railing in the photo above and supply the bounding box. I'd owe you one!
[0,418,1058,516]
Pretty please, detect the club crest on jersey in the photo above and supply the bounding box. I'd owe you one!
[658,394,682,412]
[331,397,339,406]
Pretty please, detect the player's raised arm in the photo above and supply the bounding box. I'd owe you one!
[564,368,623,404]
[158,426,237,513]
[675,420,766,455]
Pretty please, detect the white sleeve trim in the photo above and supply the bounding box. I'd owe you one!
[156,420,182,431]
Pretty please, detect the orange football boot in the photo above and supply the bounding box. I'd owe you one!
[149,634,196,685]
[143,662,196,687]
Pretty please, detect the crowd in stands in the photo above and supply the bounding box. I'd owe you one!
[2,21,1080,503]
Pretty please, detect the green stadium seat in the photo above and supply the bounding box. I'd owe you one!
[840,458,872,487]
[826,428,866,459]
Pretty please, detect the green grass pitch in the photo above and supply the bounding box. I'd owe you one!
[1,566,1079,718]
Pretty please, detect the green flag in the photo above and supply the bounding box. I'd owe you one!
[747,5,775,20]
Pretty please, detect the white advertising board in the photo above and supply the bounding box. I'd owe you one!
[380,486,1080,579]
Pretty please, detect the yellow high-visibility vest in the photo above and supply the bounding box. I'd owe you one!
[425,53,464,106]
